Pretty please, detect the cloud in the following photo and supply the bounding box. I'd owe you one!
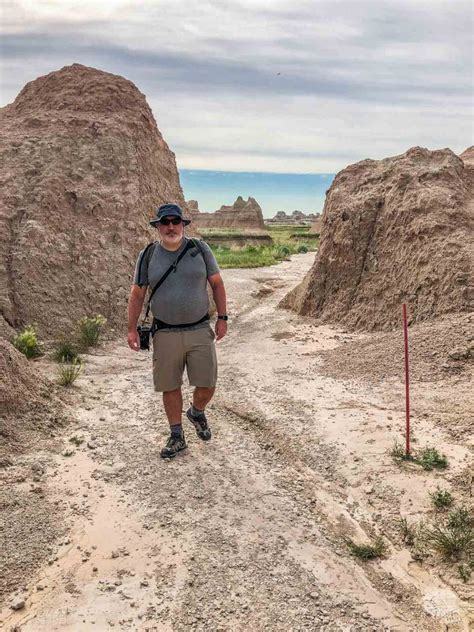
[1,0,472,172]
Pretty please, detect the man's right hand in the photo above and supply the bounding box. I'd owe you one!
[127,330,141,351]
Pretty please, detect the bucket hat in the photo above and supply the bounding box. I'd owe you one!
[150,204,191,226]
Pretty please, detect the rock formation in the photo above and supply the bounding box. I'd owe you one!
[308,216,323,235]
[192,196,265,231]
[0,340,64,463]
[185,199,200,219]
[0,63,192,337]
[265,210,320,226]
[186,199,199,211]
[281,147,474,330]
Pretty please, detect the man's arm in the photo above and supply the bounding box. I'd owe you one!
[127,284,147,350]
[208,272,227,341]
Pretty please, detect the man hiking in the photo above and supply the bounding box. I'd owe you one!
[127,203,228,459]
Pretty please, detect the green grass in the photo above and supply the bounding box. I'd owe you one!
[267,225,319,247]
[78,314,107,350]
[458,563,472,583]
[199,228,270,237]
[429,487,454,511]
[267,224,313,235]
[347,536,386,560]
[389,440,414,462]
[52,339,81,364]
[57,359,82,386]
[389,441,448,471]
[420,506,473,562]
[399,518,416,546]
[12,325,43,359]
[211,245,288,268]
[206,226,319,269]
[418,447,448,471]
[69,435,84,446]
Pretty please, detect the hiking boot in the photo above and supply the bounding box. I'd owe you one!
[186,407,212,441]
[160,433,187,459]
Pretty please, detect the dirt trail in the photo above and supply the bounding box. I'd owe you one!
[1,253,472,631]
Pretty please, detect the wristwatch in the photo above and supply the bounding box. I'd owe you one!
[217,314,228,321]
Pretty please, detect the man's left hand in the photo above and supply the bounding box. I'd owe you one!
[215,319,228,341]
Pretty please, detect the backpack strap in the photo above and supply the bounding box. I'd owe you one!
[136,241,157,287]
[189,238,205,260]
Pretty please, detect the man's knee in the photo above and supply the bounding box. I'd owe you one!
[194,386,215,394]
[163,387,182,398]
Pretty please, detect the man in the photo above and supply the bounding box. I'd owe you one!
[127,203,228,459]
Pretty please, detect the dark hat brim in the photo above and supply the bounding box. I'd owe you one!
[150,218,191,226]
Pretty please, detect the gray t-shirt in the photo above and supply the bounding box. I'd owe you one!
[133,238,219,329]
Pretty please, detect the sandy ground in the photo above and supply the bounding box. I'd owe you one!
[1,252,473,631]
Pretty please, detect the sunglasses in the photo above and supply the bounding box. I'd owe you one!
[159,217,182,226]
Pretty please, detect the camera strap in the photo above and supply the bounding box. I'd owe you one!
[142,239,197,322]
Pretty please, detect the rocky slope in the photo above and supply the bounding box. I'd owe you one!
[192,196,265,230]
[0,340,65,464]
[0,63,191,337]
[282,146,474,330]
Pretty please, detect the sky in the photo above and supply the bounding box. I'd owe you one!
[1,0,472,215]
[180,170,332,214]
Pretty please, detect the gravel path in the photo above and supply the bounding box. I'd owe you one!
[1,253,472,631]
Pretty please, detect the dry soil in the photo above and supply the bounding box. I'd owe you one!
[1,253,472,631]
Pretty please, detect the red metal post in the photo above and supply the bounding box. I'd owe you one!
[403,303,410,456]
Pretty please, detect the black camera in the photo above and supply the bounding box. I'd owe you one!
[137,324,152,350]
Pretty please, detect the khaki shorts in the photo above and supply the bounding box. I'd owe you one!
[152,325,217,392]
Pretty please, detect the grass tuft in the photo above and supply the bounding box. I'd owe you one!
[52,339,81,364]
[389,440,413,462]
[69,435,84,446]
[447,507,472,530]
[12,325,43,359]
[399,518,416,546]
[458,563,472,583]
[57,359,82,387]
[347,536,386,560]
[389,441,448,471]
[429,487,454,511]
[418,447,448,471]
[420,506,473,561]
[78,315,106,350]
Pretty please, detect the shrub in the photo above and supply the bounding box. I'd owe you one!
[429,487,454,511]
[389,442,448,470]
[297,244,309,254]
[278,245,291,257]
[57,359,82,386]
[447,507,472,531]
[421,506,473,561]
[12,325,42,359]
[389,440,413,462]
[69,435,84,446]
[458,563,472,583]
[347,536,386,560]
[418,447,448,471]
[78,314,107,349]
[399,518,415,546]
[52,339,81,364]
